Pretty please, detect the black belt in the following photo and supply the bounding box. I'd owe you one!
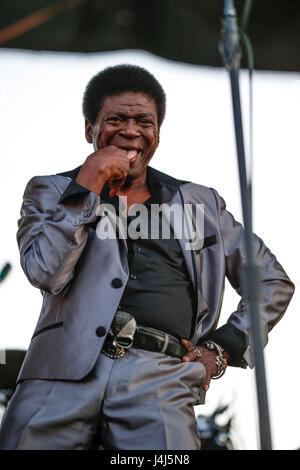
[133,325,186,359]
[101,310,186,359]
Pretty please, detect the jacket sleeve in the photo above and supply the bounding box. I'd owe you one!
[207,189,295,368]
[17,175,100,295]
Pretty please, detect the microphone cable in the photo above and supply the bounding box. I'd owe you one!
[239,0,254,214]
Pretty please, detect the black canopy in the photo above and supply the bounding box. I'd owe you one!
[0,0,299,71]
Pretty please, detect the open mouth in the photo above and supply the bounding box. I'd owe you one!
[118,146,142,153]
[130,149,142,163]
[118,147,142,164]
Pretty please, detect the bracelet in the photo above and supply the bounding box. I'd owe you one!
[201,340,227,379]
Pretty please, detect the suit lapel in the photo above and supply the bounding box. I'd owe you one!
[162,190,197,292]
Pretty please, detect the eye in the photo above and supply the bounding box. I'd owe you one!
[106,117,122,123]
[139,119,154,127]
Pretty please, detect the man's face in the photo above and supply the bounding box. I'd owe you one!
[85,91,159,180]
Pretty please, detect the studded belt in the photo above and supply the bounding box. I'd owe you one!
[102,311,186,359]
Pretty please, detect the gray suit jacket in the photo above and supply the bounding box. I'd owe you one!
[16,166,295,381]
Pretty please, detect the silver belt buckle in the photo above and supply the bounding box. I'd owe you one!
[102,311,137,359]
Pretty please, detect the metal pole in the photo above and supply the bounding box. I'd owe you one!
[220,0,272,449]
[229,66,272,450]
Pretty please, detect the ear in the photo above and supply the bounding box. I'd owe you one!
[156,128,160,147]
[85,119,93,144]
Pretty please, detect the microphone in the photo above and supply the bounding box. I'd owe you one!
[219,0,242,70]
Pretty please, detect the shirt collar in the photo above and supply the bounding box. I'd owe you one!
[57,164,188,207]
[100,166,186,207]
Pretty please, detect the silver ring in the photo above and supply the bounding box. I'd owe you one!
[193,347,202,360]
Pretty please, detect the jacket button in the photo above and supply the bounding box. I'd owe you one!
[111,278,123,288]
[95,326,106,337]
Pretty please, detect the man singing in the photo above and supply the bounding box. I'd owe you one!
[0,64,294,450]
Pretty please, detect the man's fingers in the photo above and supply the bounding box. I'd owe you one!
[181,339,202,362]
[109,177,126,197]
[181,339,214,391]
[107,152,136,197]
[202,373,212,391]
[181,339,193,352]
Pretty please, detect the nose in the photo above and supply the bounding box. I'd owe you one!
[119,119,141,138]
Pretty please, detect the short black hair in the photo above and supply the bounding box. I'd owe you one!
[82,64,166,127]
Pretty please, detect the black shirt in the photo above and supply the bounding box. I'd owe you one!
[99,168,195,340]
